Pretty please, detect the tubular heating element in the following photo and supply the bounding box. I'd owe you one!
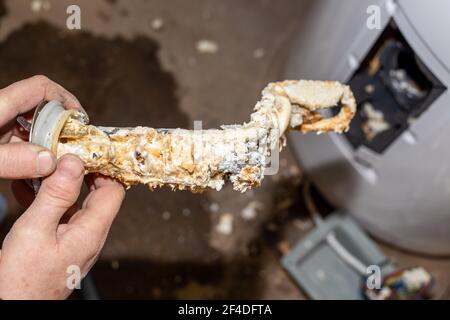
[47,80,356,192]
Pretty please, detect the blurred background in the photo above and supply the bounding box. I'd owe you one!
[0,0,449,299]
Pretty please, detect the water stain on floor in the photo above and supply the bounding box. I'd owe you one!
[0,21,186,129]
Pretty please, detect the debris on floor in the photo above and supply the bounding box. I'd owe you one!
[277,241,290,256]
[216,212,234,235]
[209,202,220,213]
[292,218,313,231]
[182,208,191,217]
[30,0,51,13]
[162,210,171,221]
[111,260,120,270]
[196,39,219,54]
[151,18,164,31]
[241,201,264,221]
[253,48,265,59]
[363,267,433,300]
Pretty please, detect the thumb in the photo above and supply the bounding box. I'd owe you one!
[23,155,85,232]
[0,142,56,179]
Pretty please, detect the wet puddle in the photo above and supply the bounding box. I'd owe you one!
[0,21,187,129]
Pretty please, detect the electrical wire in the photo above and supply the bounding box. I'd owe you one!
[302,178,367,275]
[302,179,324,227]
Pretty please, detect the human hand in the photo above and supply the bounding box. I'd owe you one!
[0,76,125,299]
[0,75,83,179]
[0,155,124,299]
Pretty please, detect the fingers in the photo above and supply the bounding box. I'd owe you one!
[0,75,84,127]
[70,175,125,237]
[22,154,85,232]
[58,175,124,266]
[0,142,56,179]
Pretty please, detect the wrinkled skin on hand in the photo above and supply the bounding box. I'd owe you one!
[0,76,124,299]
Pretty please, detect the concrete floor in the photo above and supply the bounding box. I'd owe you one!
[0,0,449,299]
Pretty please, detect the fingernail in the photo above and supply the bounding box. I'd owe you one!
[36,151,56,176]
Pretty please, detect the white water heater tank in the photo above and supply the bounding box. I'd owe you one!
[287,0,450,255]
